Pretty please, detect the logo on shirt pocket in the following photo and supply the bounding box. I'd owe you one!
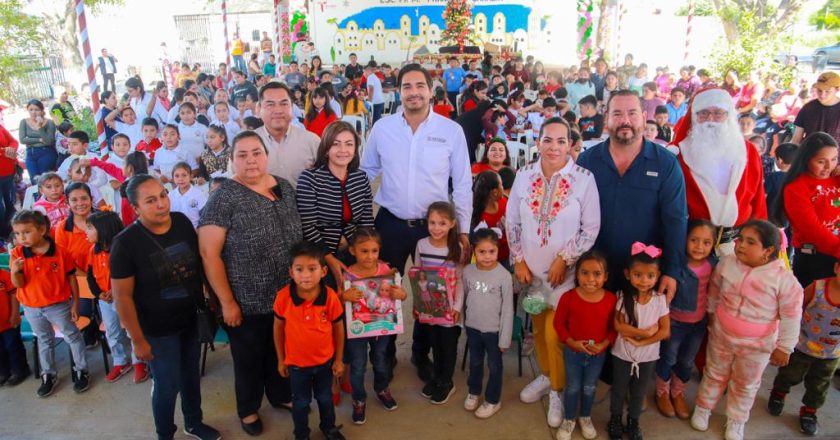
[50,262,60,273]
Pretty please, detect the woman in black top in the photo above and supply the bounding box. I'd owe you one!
[296,121,374,288]
[111,174,219,440]
[198,131,302,435]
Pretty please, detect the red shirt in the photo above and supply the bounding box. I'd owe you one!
[463,98,478,113]
[554,288,617,352]
[0,270,16,332]
[0,125,18,177]
[304,109,337,138]
[137,138,163,161]
[433,103,454,118]
[784,174,840,257]
[479,196,510,263]
[273,284,344,367]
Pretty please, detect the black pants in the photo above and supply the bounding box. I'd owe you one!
[423,324,461,387]
[103,73,116,92]
[225,313,291,419]
[610,356,655,419]
[375,208,430,361]
[793,251,836,290]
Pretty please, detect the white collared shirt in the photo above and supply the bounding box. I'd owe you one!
[213,119,241,144]
[169,184,207,228]
[130,93,153,119]
[360,107,473,233]
[177,121,208,160]
[208,105,240,123]
[115,120,143,150]
[153,145,198,180]
[256,125,319,188]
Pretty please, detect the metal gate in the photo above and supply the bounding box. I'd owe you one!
[9,55,66,104]
[174,14,215,68]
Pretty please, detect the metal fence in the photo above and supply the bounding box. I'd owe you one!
[174,14,216,69]
[9,55,66,104]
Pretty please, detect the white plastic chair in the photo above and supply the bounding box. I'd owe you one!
[342,115,367,151]
[382,92,395,114]
[22,186,39,210]
[506,141,528,169]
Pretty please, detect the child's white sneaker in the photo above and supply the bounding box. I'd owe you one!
[578,416,597,439]
[691,406,712,432]
[464,393,480,411]
[725,418,745,440]
[556,419,575,440]
[474,401,501,419]
[520,374,551,403]
[548,390,564,428]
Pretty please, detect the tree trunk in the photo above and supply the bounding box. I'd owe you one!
[39,0,84,74]
[595,0,611,61]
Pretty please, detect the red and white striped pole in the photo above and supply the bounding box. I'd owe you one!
[684,0,694,63]
[222,0,232,83]
[75,0,105,153]
[615,0,626,68]
[274,0,281,68]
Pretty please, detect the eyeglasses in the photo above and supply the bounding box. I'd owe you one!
[696,109,728,118]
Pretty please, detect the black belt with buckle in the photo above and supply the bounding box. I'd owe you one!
[406,218,427,228]
[717,226,741,245]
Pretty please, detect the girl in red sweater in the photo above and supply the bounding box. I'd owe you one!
[778,132,840,288]
[553,250,617,440]
[304,86,336,138]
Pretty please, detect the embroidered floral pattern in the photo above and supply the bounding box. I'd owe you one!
[526,172,572,246]
[812,185,840,236]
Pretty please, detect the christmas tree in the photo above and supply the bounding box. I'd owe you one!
[440,0,479,52]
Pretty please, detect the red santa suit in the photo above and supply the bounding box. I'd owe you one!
[670,88,768,254]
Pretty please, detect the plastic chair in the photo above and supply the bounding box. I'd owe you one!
[0,253,9,270]
[22,186,39,210]
[200,327,230,377]
[19,313,38,378]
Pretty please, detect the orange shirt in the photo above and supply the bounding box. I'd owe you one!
[87,246,110,294]
[273,284,344,367]
[0,270,16,332]
[11,241,75,308]
[54,216,93,271]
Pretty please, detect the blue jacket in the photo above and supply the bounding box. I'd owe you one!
[671,256,718,314]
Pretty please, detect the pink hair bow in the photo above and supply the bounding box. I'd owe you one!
[631,242,662,259]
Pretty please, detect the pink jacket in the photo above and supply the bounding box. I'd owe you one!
[708,255,803,353]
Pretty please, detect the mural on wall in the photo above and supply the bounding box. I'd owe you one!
[310,0,559,64]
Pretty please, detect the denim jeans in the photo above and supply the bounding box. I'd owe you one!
[372,103,384,125]
[347,335,391,401]
[563,346,607,418]
[146,324,203,440]
[232,55,246,73]
[466,327,503,404]
[655,317,707,383]
[24,301,87,375]
[0,175,16,237]
[0,327,29,376]
[25,146,57,182]
[99,300,136,366]
[289,361,336,439]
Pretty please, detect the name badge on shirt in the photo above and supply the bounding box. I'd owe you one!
[646,171,659,177]
[427,136,446,144]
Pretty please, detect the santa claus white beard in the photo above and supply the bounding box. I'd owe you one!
[680,119,747,193]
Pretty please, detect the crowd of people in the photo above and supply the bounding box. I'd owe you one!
[0,43,838,440]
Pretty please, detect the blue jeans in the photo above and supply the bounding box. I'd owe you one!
[289,361,336,439]
[466,327,503,404]
[0,175,15,237]
[372,103,384,125]
[563,346,607,418]
[99,300,136,366]
[146,324,203,440]
[0,327,29,376]
[232,55,246,73]
[655,317,707,383]
[24,301,87,375]
[347,335,391,401]
[25,146,57,182]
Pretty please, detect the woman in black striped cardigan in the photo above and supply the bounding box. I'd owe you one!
[296,120,374,288]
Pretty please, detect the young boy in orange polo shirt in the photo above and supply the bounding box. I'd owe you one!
[10,210,89,397]
[274,242,346,440]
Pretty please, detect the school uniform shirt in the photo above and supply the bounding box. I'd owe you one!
[783,173,840,258]
[115,119,143,150]
[166,104,181,125]
[153,146,199,181]
[360,108,473,233]
[54,215,94,271]
[0,270,16,333]
[273,283,344,368]
[554,288,618,352]
[256,125,319,189]
[200,146,231,178]
[505,159,601,307]
[304,109,337,138]
[366,72,384,105]
[177,121,208,161]
[149,99,170,127]
[85,245,110,297]
[208,104,240,123]
[130,93,153,120]
[214,119,241,143]
[57,153,108,188]
[11,240,75,308]
[136,138,162,162]
[32,197,70,228]
[169,185,207,229]
[462,264,514,349]
[612,292,669,370]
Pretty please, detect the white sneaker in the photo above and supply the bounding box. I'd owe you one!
[556,419,575,440]
[691,406,712,432]
[520,374,552,403]
[474,401,501,419]
[579,416,597,439]
[725,418,745,440]
[548,390,564,428]
[464,393,480,411]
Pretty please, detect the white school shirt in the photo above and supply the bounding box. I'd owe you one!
[208,104,240,122]
[612,293,669,375]
[149,99,169,127]
[366,73,384,104]
[214,119,241,143]
[168,184,207,228]
[330,98,343,118]
[166,104,181,124]
[153,146,198,180]
[177,121,208,161]
[505,159,601,307]
[115,120,143,150]
[57,153,109,188]
[130,93,153,119]
[360,107,473,233]
[106,154,125,170]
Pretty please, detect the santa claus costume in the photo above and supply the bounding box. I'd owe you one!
[671,88,768,256]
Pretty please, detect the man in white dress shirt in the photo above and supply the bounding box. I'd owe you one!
[360,63,473,380]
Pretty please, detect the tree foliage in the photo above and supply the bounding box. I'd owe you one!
[810,0,840,30]
[676,0,716,16]
[0,0,47,103]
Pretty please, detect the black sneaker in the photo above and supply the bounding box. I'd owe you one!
[323,425,346,440]
[352,400,366,425]
[376,388,398,411]
[37,374,58,398]
[800,408,819,436]
[607,414,623,440]
[412,356,434,383]
[184,423,222,440]
[627,417,644,440]
[6,371,28,387]
[421,381,437,399]
[73,370,90,393]
[768,390,786,416]
[430,383,456,405]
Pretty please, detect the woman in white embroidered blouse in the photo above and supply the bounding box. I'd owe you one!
[506,117,601,428]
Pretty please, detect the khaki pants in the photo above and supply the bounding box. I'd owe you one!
[532,308,565,391]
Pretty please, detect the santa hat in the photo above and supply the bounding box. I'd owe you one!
[669,87,736,148]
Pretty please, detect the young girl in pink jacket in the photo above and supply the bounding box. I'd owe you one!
[690,220,803,440]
